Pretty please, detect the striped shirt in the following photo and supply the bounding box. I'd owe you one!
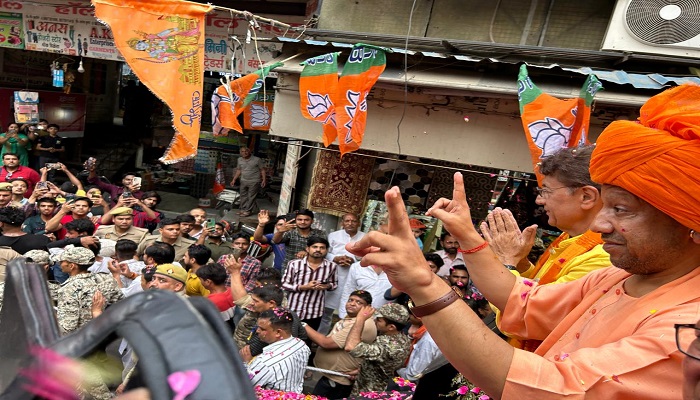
[282,258,337,320]
[247,337,311,393]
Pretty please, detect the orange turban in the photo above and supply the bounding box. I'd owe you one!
[590,84,700,231]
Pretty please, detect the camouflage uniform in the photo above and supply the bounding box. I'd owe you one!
[349,303,413,395]
[234,309,259,350]
[56,273,123,334]
[349,332,411,395]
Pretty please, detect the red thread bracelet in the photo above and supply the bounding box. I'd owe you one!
[459,241,489,254]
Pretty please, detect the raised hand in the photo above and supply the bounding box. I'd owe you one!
[279,219,296,233]
[61,200,75,214]
[356,306,375,322]
[426,172,479,243]
[257,209,270,225]
[91,291,105,318]
[223,254,242,275]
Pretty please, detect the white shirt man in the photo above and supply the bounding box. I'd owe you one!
[244,308,310,393]
[320,213,365,333]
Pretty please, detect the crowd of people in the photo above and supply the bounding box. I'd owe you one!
[0,84,699,400]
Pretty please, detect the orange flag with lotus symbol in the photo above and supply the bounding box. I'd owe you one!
[299,52,340,146]
[518,64,603,183]
[335,44,386,155]
[212,62,282,136]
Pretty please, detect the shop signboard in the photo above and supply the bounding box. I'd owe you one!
[0,0,304,74]
[0,11,23,49]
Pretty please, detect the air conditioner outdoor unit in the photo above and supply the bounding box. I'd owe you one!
[601,0,700,58]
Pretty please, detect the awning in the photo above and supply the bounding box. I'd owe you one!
[272,37,700,105]
[272,51,653,107]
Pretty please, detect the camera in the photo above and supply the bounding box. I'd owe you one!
[46,163,61,170]
[122,190,132,198]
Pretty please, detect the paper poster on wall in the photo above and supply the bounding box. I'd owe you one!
[0,12,23,49]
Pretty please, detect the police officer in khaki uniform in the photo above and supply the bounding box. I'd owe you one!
[94,207,148,244]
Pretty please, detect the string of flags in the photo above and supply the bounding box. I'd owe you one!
[91,0,599,168]
[299,44,388,156]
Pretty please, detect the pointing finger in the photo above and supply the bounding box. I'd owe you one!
[385,187,412,239]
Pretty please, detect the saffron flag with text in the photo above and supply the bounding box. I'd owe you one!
[92,0,212,164]
[298,52,340,146]
[211,62,282,136]
[335,44,386,155]
[518,64,603,183]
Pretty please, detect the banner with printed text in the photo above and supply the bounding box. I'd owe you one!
[93,0,212,163]
[518,64,603,184]
[0,0,304,74]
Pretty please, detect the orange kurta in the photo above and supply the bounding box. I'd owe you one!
[500,266,700,399]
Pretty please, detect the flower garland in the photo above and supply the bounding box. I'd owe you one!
[442,374,492,400]
[255,386,327,400]
[254,376,417,400]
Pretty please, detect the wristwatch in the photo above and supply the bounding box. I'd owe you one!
[504,264,518,271]
[407,286,462,318]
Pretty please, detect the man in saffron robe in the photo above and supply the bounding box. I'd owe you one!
[348,84,700,399]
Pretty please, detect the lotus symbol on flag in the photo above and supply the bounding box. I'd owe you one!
[306,92,332,118]
[249,103,271,127]
[527,117,574,158]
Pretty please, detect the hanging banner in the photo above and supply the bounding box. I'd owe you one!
[517,64,603,184]
[0,0,304,74]
[335,44,387,155]
[93,0,212,163]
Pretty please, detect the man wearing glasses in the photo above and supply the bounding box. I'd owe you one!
[480,145,610,351]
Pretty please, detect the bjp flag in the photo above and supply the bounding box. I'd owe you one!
[299,52,340,146]
[211,62,282,136]
[92,0,212,164]
[335,45,386,155]
[518,64,603,183]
